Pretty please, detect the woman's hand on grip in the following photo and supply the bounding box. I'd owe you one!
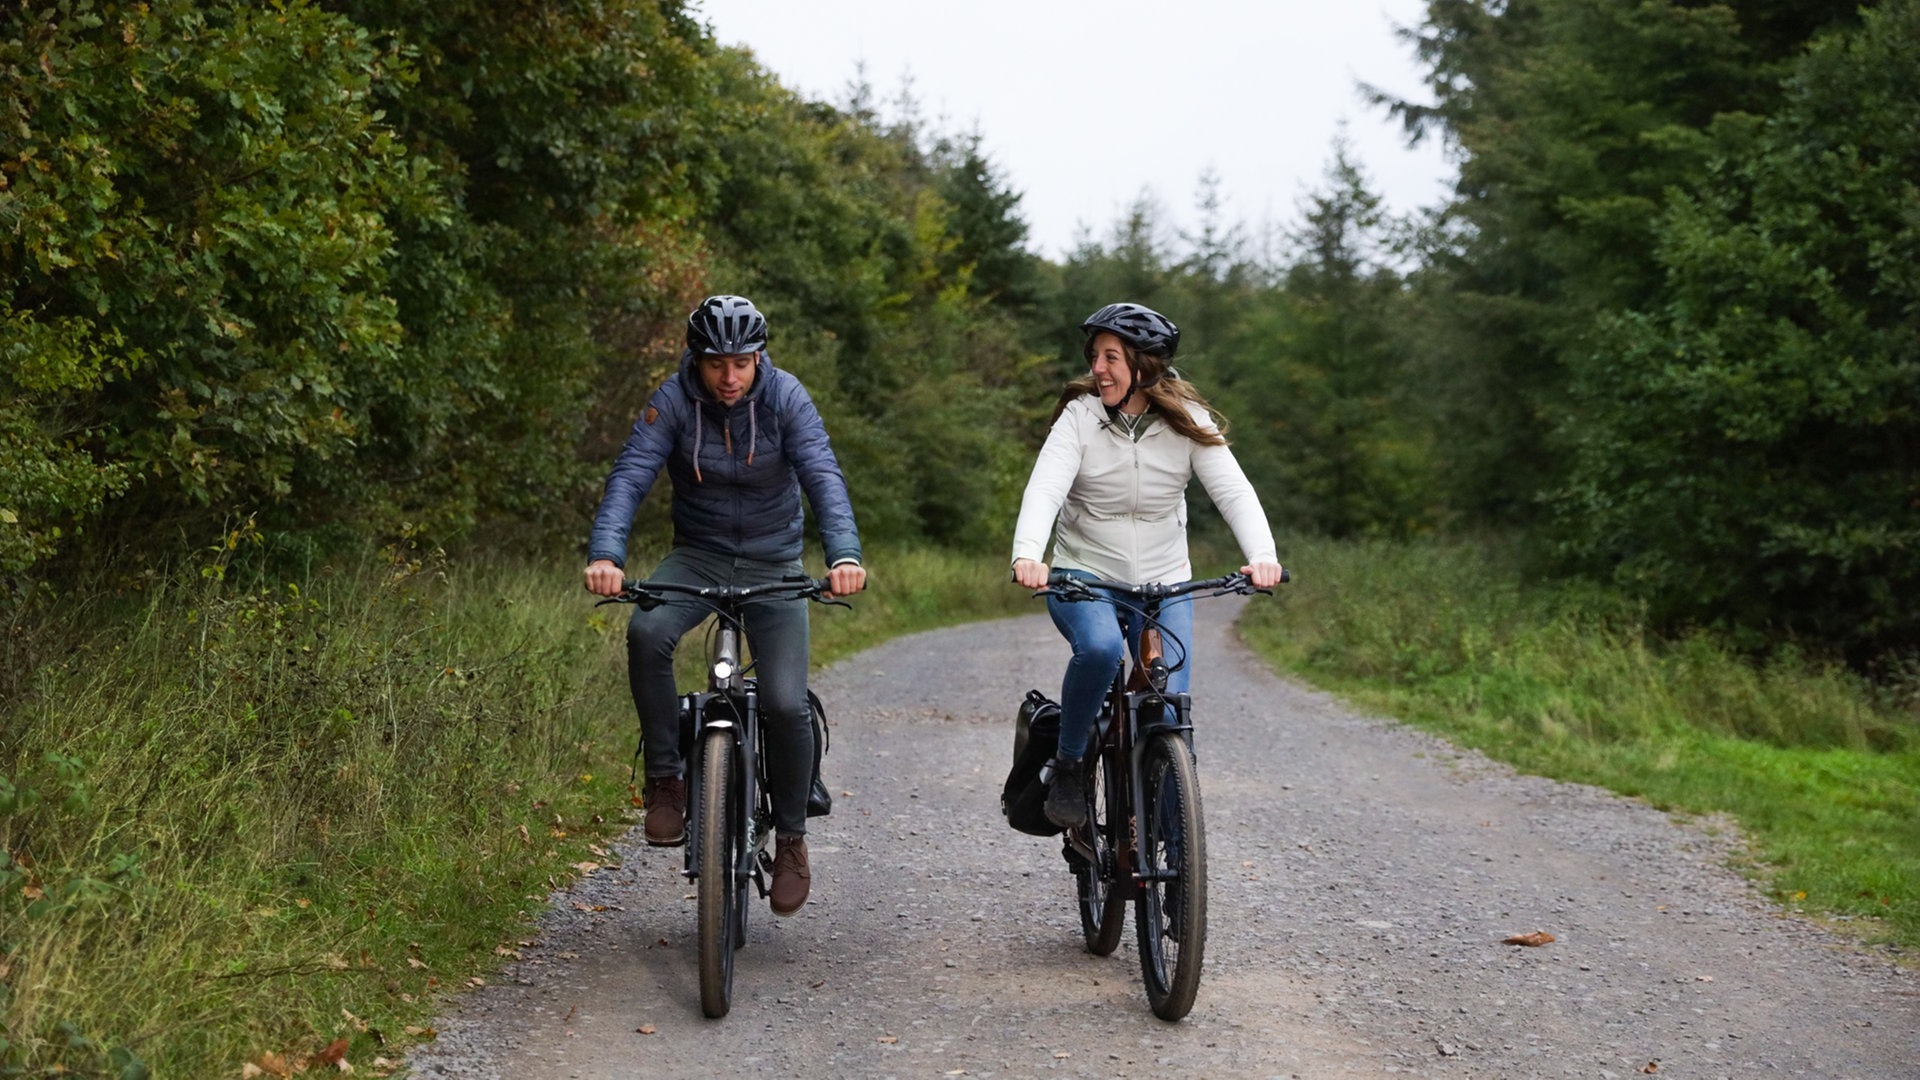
[1242,561,1285,589]
[1011,558,1050,590]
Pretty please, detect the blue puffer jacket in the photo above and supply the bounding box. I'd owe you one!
[589,351,863,569]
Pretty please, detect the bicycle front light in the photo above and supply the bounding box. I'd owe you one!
[711,659,735,681]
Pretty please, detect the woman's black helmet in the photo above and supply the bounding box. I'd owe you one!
[686,294,768,355]
[1080,302,1179,359]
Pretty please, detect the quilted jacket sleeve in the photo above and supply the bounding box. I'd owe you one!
[777,373,863,566]
[587,383,682,568]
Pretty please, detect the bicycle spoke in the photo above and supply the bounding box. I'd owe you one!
[1075,750,1126,955]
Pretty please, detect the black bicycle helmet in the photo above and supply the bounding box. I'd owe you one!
[686,294,768,355]
[1079,302,1180,359]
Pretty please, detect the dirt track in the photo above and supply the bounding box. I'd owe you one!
[410,599,1917,1078]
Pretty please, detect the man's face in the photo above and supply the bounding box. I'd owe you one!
[699,353,757,405]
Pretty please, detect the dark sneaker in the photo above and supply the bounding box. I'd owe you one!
[1044,755,1090,829]
[642,775,686,846]
[770,835,810,916]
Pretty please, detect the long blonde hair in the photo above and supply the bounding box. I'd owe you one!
[1051,339,1228,446]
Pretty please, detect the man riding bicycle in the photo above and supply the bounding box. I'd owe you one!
[585,294,866,916]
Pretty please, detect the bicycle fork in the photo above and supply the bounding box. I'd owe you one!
[1126,691,1194,889]
[682,713,773,895]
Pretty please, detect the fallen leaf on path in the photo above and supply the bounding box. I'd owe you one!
[1642,1063,1660,1074]
[877,1035,898,1044]
[1502,931,1555,947]
[637,1025,656,1035]
[309,1037,350,1068]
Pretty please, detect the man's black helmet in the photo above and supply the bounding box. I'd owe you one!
[686,294,768,355]
[1080,302,1179,359]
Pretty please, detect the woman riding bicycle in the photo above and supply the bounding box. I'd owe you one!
[1009,302,1283,829]
[585,294,866,916]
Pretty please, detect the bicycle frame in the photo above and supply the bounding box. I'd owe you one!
[596,574,845,1018]
[681,616,771,898]
[1061,589,1196,898]
[1041,569,1283,1020]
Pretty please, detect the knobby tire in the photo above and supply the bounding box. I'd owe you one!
[697,728,739,1018]
[1136,732,1206,1020]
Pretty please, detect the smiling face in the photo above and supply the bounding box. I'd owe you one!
[1087,332,1139,412]
[698,352,757,405]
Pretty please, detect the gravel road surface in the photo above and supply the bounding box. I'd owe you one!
[410,600,1916,1078]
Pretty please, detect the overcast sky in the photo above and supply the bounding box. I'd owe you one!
[692,0,1456,261]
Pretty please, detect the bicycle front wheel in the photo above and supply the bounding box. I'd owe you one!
[1075,749,1127,955]
[696,728,740,1018]
[1135,731,1207,1020]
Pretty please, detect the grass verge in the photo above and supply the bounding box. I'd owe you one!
[0,539,1025,1077]
[1237,534,1920,952]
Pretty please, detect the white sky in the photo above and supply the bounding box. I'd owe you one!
[692,0,1456,261]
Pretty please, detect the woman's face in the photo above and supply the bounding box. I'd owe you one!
[1087,332,1135,411]
[699,353,757,405]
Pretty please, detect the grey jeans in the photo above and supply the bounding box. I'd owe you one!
[626,546,814,836]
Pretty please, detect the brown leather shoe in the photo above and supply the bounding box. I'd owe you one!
[642,775,686,846]
[769,835,810,916]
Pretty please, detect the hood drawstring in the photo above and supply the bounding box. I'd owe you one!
[689,398,758,483]
[691,405,705,483]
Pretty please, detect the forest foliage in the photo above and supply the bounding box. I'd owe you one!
[2,0,1916,660]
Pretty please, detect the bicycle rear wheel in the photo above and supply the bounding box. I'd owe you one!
[1135,731,1207,1020]
[1074,749,1126,955]
[696,728,740,1018]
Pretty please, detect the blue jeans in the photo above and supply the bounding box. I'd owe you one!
[1046,570,1194,761]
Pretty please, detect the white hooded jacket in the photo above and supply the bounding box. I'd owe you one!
[1010,394,1277,584]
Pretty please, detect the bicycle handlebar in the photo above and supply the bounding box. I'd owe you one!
[594,575,848,610]
[1043,568,1288,604]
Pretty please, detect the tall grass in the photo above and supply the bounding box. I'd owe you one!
[1239,535,1920,949]
[0,539,1024,1076]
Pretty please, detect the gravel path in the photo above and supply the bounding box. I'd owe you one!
[410,600,1916,1078]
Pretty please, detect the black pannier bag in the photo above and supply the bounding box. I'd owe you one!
[659,685,832,817]
[807,688,832,817]
[1001,689,1064,836]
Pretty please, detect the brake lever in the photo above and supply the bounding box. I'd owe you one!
[594,591,661,610]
